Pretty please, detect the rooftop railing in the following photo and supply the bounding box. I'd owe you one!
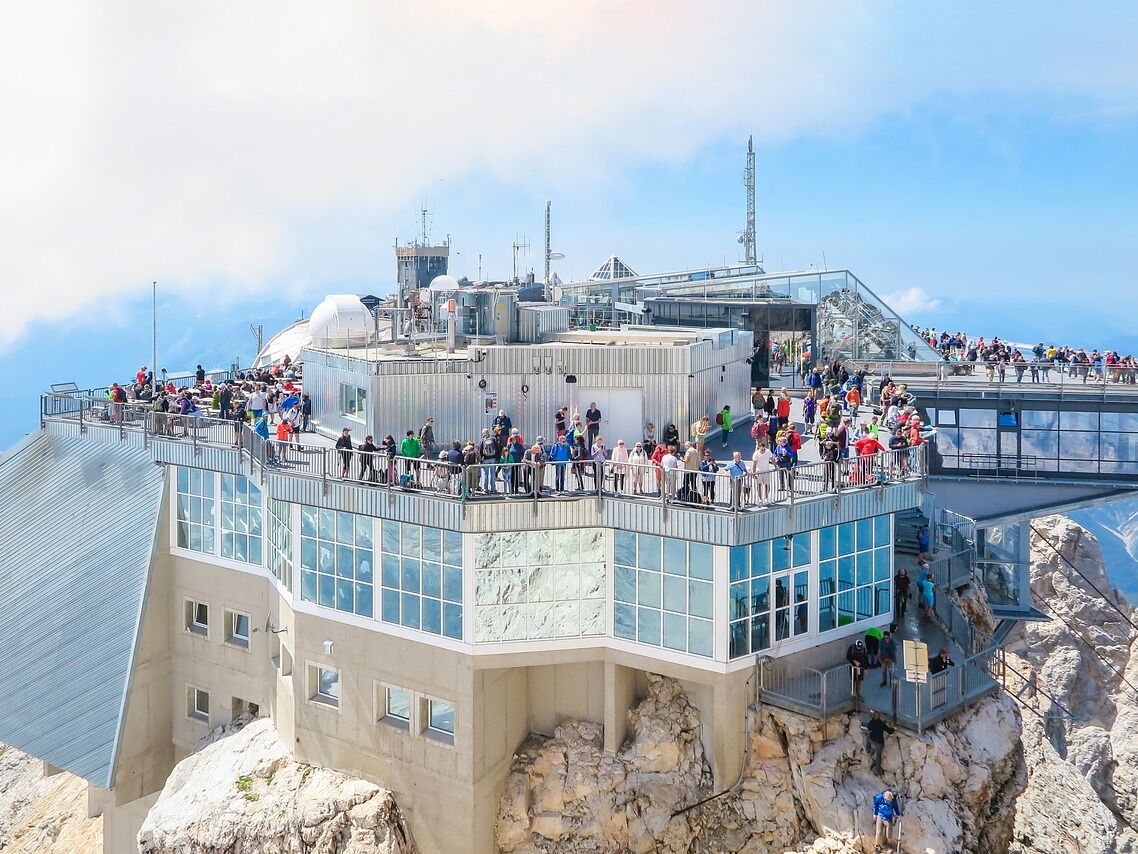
[39,393,927,516]
[861,359,1138,399]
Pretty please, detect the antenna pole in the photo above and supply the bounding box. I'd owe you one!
[544,200,552,293]
[743,135,757,265]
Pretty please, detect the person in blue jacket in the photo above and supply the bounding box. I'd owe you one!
[872,788,902,852]
[548,434,572,492]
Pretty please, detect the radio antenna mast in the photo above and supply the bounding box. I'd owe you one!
[742,135,757,265]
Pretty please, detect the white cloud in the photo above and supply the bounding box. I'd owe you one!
[881,287,942,318]
[0,2,1135,347]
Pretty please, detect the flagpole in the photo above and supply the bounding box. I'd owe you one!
[152,281,157,380]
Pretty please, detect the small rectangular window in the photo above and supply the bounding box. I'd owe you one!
[309,665,340,708]
[225,610,251,649]
[428,699,455,737]
[184,599,209,637]
[382,686,412,729]
[187,686,210,722]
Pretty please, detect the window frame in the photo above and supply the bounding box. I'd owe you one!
[421,696,455,745]
[308,663,341,710]
[184,598,209,638]
[379,684,412,731]
[225,608,252,650]
[187,684,210,722]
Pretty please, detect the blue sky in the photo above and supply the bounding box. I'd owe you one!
[2,4,1137,448]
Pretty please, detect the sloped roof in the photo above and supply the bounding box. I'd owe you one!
[0,432,164,787]
[589,255,637,281]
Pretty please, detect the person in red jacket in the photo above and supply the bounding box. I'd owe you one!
[853,433,886,484]
[785,423,802,454]
[650,441,669,495]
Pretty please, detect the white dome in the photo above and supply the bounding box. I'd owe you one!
[307,295,374,348]
[429,274,460,292]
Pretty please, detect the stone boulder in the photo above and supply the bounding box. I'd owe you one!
[138,716,414,854]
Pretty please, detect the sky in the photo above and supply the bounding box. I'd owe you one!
[2,2,1138,448]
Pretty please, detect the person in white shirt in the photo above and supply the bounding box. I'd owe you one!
[751,441,773,502]
[627,442,648,495]
[610,439,630,493]
[660,447,679,498]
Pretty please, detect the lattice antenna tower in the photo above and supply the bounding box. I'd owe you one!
[742,135,757,265]
[512,235,531,282]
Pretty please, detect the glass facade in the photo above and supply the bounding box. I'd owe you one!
[729,535,812,659]
[300,508,375,618]
[614,533,713,657]
[176,467,216,554]
[818,517,892,632]
[267,499,294,591]
[474,530,606,641]
[220,474,263,565]
[380,520,463,640]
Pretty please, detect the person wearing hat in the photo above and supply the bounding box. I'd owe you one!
[492,409,512,436]
[462,442,480,495]
[846,638,870,699]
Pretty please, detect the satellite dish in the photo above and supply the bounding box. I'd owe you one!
[548,251,566,261]
[551,286,563,301]
[418,288,431,302]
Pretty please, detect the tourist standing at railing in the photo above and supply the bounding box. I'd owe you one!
[335,428,353,478]
[751,441,773,502]
[726,452,747,507]
[585,403,602,449]
[462,442,480,494]
[846,639,869,700]
[479,429,500,493]
[549,435,571,492]
[772,435,797,497]
[660,445,680,498]
[554,406,568,439]
[568,433,586,490]
[610,439,629,493]
[230,401,246,446]
[176,391,195,438]
[928,647,955,674]
[492,409,512,437]
[681,441,699,495]
[522,444,544,494]
[218,384,233,420]
[834,417,850,462]
[649,441,667,494]
[381,435,398,484]
[628,442,648,495]
[274,419,292,463]
[419,417,437,460]
[359,436,379,483]
[504,431,525,493]
[433,451,451,493]
[590,437,607,487]
[698,451,719,504]
[400,430,423,486]
[152,394,169,437]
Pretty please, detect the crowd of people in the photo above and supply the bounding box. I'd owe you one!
[102,358,311,463]
[912,327,1138,383]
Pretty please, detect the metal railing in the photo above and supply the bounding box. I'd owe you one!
[891,646,1002,734]
[39,395,927,515]
[861,359,1138,400]
[756,657,854,719]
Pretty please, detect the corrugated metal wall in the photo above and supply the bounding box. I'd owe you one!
[304,332,754,447]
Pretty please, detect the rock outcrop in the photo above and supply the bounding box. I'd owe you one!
[0,745,101,853]
[138,716,415,854]
[1007,515,1138,853]
[497,673,1024,853]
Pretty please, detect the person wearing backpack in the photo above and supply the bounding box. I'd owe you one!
[872,788,902,852]
[718,405,733,448]
[479,428,500,493]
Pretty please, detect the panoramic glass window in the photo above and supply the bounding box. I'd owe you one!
[219,474,263,565]
[380,521,463,640]
[176,467,216,554]
[614,533,713,657]
[300,508,374,619]
[267,499,294,591]
[818,516,891,632]
[728,534,812,659]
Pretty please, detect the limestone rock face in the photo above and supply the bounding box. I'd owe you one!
[497,673,1024,853]
[0,745,101,853]
[496,672,712,853]
[1007,515,1138,853]
[138,716,414,854]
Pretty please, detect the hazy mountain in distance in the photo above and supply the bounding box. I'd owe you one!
[1068,497,1138,601]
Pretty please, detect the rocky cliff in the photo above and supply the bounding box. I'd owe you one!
[1006,515,1138,853]
[138,716,415,854]
[0,745,101,853]
[497,515,1138,853]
